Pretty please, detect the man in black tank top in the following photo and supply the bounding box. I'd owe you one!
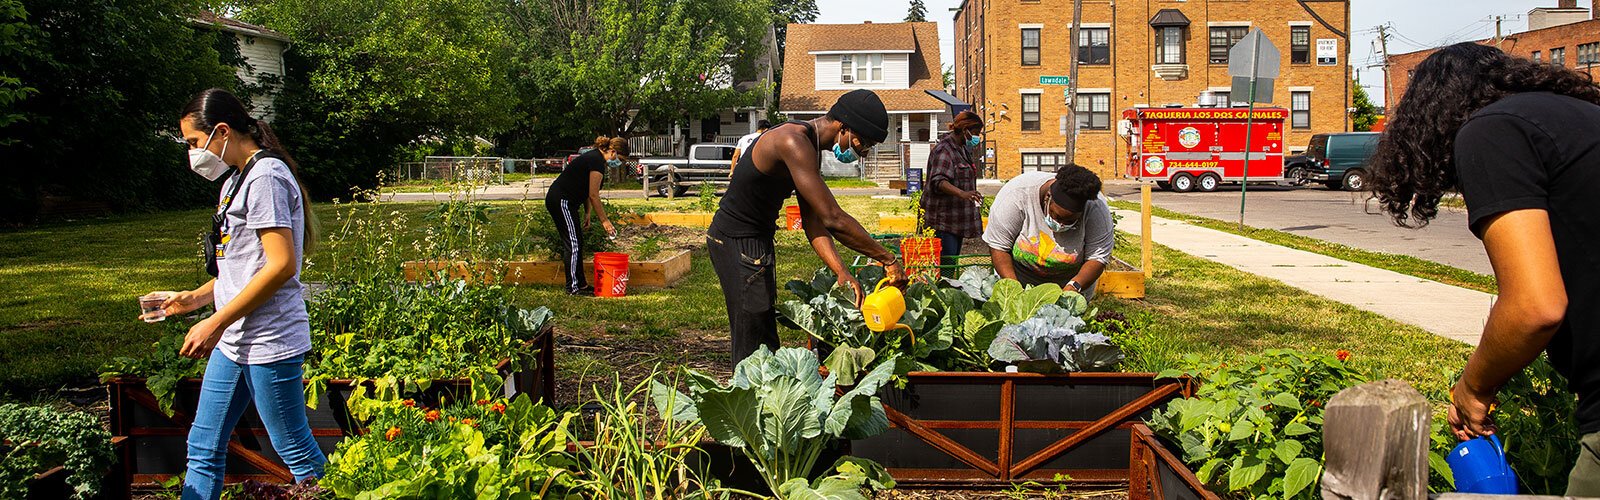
[708,89,908,369]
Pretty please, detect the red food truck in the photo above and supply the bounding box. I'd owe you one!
[1121,107,1287,192]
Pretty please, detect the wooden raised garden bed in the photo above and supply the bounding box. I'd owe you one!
[1128,423,1221,500]
[403,249,693,288]
[106,327,557,490]
[875,214,990,234]
[641,212,714,227]
[1099,257,1146,300]
[849,371,1193,487]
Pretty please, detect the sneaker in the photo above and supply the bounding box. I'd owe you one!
[568,286,595,296]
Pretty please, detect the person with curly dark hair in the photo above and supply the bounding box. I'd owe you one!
[982,164,1113,297]
[1367,42,1600,494]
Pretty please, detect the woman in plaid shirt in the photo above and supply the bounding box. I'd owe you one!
[920,111,986,273]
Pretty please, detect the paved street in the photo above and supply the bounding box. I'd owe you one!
[1102,181,1492,275]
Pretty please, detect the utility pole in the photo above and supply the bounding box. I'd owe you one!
[1375,24,1391,110]
[1494,15,1504,41]
[1064,0,1083,164]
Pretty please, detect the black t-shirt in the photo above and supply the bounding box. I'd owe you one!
[546,149,606,203]
[1454,91,1600,433]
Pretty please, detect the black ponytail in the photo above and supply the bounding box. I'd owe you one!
[181,88,319,253]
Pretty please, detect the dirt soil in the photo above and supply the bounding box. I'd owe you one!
[879,487,1128,499]
[607,223,704,260]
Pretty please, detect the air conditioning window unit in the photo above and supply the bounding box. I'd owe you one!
[842,74,854,83]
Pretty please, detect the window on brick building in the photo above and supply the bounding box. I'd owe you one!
[1551,47,1565,66]
[1078,27,1110,65]
[1021,93,1041,131]
[1209,26,1247,64]
[1532,51,1542,63]
[1580,43,1600,65]
[1022,28,1041,66]
[1156,27,1185,64]
[1075,93,1110,130]
[1291,91,1311,129]
[1021,153,1066,173]
[1291,26,1310,64]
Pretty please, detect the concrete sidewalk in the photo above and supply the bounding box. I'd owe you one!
[1112,209,1496,345]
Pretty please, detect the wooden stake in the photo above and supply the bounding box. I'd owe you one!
[1141,183,1153,278]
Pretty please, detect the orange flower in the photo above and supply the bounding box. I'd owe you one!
[401,399,416,407]
[476,399,491,405]
[384,427,402,441]
[1335,349,1352,362]
[425,410,441,422]
[491,403,506,414]
[461,418,477,428]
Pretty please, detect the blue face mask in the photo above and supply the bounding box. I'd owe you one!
[607,158,622,168]
[832,143,859,163]
[966,135,982,148]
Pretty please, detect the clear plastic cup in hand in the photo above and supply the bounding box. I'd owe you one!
[140,293,170,323]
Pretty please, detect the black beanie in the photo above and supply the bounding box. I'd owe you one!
[828,89,890,144]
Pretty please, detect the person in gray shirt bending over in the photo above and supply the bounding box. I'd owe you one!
[981,164,1114,298]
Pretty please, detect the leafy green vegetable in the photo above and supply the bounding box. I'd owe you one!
[659,347,898,499]
[1147,349,1368,499]
[942,267,999,302]
[0,404,115,499]
[986,305,1123,373]
[322,395,577,498]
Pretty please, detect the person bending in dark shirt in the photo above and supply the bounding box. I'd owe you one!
[1368,42,1600,494]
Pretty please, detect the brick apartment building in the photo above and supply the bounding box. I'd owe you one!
[1387,0,1600,107]
[954,0,1352,179]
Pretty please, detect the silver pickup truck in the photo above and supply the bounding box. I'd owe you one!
[638,144,736,197]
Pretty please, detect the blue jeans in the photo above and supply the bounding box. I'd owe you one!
[935,230,964,278]
[183,351,325,500]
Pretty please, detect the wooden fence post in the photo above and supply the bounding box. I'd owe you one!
[1321,379,1431,500]
[1141,183,1153,278]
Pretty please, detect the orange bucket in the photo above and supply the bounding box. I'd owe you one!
[900,237,943,280]
[784,205,803,230]
[594,252,630,297]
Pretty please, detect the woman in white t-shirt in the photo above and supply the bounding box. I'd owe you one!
[981,164,1114,297]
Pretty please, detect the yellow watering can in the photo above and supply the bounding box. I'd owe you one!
[861,278,916,344]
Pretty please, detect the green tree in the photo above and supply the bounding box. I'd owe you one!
[243,0,521,194]
[771,0,818,60]
[942,64,954,89]
[533,0,772,137]
[0,0,36,145]
[905,0,927,22]
[1,0,242,220]
[1351,80,1379,131]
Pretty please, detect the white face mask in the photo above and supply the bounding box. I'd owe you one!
[188,126,230,181]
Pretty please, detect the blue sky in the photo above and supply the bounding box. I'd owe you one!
[813,0,1556,106]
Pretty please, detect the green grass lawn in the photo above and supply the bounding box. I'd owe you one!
[0,195,1468,400]
[1108,200,1498,294]
[824,177,880,189]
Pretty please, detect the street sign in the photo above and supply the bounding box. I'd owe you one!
[1039,75,1071,85]
[1231,76,1275,104]
[1228,29,1281,78]
[1317,39,1339,65]
[1226,28,1281,229]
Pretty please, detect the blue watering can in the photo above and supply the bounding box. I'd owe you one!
[1446,434,1518,494]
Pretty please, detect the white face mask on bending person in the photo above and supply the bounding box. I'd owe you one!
[189,125,230,181]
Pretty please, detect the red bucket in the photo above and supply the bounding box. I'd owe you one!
[594,252,630,297]
[784,205,803,230]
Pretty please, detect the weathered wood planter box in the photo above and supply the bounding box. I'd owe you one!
[642,212,713,227]
[403,249,693,289]
[1128,423,1221,500]
[1100,257,1146,299]
[848,371,1193,487]
[876,214,990,234]
[106,327,557,490]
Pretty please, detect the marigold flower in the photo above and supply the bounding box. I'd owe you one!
[401,399,416,407]
[461,418,477,428]
[1335,349,1352,362]
[384,427,402,441]
[476,399,491,405]
[425,410,441,422]
[491,403,506,414]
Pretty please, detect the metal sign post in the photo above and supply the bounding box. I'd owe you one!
[1228,29,1281,230]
